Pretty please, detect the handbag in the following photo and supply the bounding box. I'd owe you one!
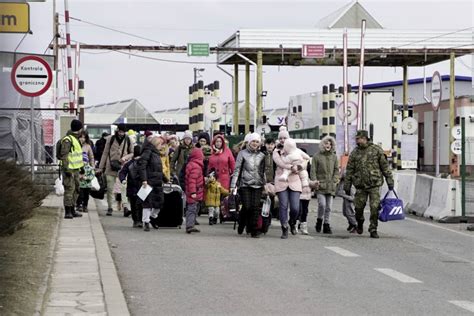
[90,174,107,200]
[108,136,128,172]
[378,190,405,222]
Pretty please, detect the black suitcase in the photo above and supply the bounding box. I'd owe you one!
[150,184,184,228]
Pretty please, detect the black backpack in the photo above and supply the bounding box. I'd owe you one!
[127,159,141,188]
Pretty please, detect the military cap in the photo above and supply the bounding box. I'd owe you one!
[355,130,369,139]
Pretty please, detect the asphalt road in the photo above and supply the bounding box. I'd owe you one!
[96,198,474,316]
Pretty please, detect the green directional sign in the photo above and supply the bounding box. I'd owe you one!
[187,43,210,57]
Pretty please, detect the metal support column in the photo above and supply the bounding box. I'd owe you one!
[449,52,456,176]
[212,80,220,133]
[78,80,84,123]
[256,51,263,126]
[233,64,239,135]
[403,65,409,119]
[245,63,250,134]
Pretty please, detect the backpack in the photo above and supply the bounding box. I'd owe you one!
[127,159,141,188]
[56,136,74,161]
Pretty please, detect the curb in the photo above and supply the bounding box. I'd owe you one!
[34,196,62,316]
[89,206,130,316]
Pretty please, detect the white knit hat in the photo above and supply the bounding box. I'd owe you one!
[183,130,192,140]
[244,132,252,143]
[247,132,261,143]
[278,126,290,139]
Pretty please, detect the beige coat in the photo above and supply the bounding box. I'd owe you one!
[99,134,133,176]
[82,143,95,167]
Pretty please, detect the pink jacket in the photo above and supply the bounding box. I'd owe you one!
[208,135,235,190]
[185,148,205,204]
[273,148,303,193]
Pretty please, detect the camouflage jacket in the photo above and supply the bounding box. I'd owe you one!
[344,143,394,191]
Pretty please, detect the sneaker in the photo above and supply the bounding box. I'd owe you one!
[124,207,132,217]
[106,208,113,216]
[76,206,83,213]
[72,210,83,218]
[144,222,150,232]
[186,227,200,233]
[370,231,379,239]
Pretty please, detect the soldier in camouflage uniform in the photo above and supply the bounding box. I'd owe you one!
[59,119,85,219]
[343,130,394,238]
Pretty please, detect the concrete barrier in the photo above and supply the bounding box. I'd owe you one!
[407,174,433,217]
[380,170,417,208]
[423,178,457,220]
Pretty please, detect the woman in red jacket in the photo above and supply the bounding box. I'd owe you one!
[208,134,235,191]
[185,148,205,234]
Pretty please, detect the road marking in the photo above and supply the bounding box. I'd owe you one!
[325,246,360,257]
[405,218,474,238]
[374,268,422,283]
[448,301,474,313]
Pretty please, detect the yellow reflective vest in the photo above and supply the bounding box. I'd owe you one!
[63,135,84,170]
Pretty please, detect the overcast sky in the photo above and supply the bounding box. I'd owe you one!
[3,0,473,111]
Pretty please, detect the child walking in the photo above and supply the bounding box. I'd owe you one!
[77,153,95,212]
[336,169,357,233]
[205,169,229,225]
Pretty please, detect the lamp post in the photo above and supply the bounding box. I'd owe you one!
[193,67,205,84]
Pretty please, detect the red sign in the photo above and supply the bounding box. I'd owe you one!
[11,55,52,97]
[43,119,54,146]
[302,44,325,58]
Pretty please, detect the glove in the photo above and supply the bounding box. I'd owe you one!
[388,184,394,191]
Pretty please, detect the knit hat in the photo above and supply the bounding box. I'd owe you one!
[244,132,252,143]
[278,126,289,139]
[117,124,127,132]
[183,130,192,140]
[156,134,167,144]
[144,130,153,138]
[70,119,83,132]
[167,134,179,142]
[247,132,261,143]
[356,130,369,140]
[198,132,211,145]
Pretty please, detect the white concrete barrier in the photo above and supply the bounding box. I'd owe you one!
[407,174,433,217]
[380,170,417,208]
[423,178,457,220]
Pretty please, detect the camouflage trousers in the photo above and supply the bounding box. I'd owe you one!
[63,171,80,207]
[354,187,380,233]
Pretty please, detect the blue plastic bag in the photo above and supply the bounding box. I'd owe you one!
[379,190,405,222]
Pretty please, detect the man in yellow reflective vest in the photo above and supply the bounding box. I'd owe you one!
[59,119,85,219]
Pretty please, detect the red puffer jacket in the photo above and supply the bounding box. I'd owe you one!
[185,148,204,203]
[208,135,235,190]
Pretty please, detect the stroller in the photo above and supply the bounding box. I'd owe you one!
[150,183,185,229]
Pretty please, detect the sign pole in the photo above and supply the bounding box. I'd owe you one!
[436,109,440,176]
[461,117,466,217]
[30,97,35,181]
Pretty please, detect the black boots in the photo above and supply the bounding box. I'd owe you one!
[356,220,364,235]
[315,218,323,233]
[281,226,289,239]
[144,222,150,231]
[289,220,297,235]
[370,231,379,239]
[64,206,73,219]
[323,223,332,234]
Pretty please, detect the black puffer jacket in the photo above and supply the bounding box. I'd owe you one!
[138,142,164,209]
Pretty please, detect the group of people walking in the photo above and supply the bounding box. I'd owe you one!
[59,119,394,239]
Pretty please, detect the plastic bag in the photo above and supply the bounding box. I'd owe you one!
[54,176,64,196]
[261,196,271,217]
[91,176,100,191]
